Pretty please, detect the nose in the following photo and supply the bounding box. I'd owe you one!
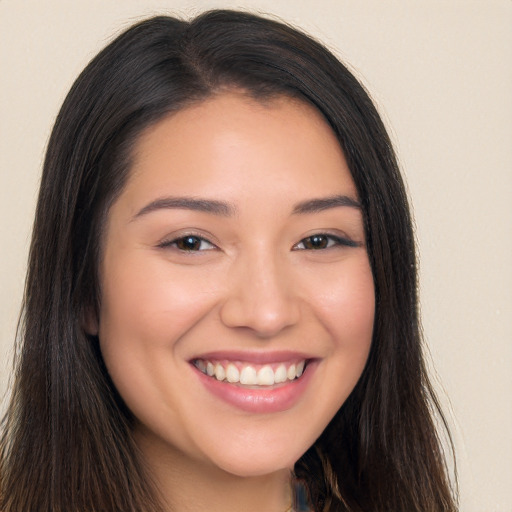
[219,250,300,338]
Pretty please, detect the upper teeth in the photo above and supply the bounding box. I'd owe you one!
[194,360,305,386]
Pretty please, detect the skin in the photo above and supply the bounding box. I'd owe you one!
[95,92,375,512]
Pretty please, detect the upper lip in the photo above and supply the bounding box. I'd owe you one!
[189,350,315,364]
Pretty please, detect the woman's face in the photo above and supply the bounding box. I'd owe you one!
[97,92,375,477]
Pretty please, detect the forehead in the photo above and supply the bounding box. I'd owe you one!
[122,92,357,211]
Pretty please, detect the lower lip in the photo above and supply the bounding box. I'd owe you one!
[193,362,316,414]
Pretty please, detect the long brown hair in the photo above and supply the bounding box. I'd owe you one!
[1,10,457,511]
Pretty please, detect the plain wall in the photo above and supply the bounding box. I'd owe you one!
[1,1,511,510]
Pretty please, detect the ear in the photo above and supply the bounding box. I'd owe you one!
[82,306,99,336]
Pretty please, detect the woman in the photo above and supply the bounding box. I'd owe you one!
[0,10,457,512]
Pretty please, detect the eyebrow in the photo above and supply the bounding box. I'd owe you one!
[292,195,361,214]
[132,196,236,220]
[132,193,361,221]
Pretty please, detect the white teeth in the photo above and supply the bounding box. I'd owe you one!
[214,364,226,381]
[226,364,240,383]
[257,366,275,386]
[195,359,307,386]
[240,366,258,385]
[274,364,287,383]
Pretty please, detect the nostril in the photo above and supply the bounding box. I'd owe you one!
[219,292,299,337]
[218,256,301,336]
[219,301,299,337]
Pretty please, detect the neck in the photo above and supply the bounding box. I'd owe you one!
[136,429,293,512]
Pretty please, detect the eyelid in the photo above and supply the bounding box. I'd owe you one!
[292,232,361,250]
[156,231,219,252]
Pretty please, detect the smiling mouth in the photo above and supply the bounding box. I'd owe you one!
[192,359,306,387]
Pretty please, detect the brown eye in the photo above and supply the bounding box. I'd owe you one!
[159,235,216,252]
[293,234,360,251]
[302,234,329,250]
[176,236,203,251]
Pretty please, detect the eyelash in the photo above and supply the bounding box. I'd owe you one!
[292,234,360,250]
[158,233,359,252]
[157,234,217,252]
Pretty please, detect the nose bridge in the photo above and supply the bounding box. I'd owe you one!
[219,244,299,337]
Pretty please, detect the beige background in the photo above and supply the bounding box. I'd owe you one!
[1,1,511,510]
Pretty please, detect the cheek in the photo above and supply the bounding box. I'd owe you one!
[310,257,375,349]
[96,254,222,434]
[99,254,220,348]
[305,256,375,419]
[96,253,223,418]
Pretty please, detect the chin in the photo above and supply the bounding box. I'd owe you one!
[214,455,296,479]
[201,433,311,478]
